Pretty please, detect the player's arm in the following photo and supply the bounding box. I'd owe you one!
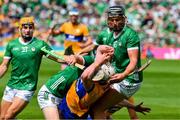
[0,58,10,78]
[46,54,66,63]
[109,49,138,84]
[49,23,65,36]
[118,100,151,115]
[77,44,96,55]
[82,36,93,48]
[49,28,63,36]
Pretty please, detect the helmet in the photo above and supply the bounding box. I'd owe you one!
[107,5,126,32]
[107,5,125,17]
[92,62,115,83]
[19,16,34,28]
[69,8,79,16]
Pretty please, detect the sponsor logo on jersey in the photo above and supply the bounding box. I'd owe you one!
[12,47,19,51]
[31,47,35,52]
[103,37,107,41]
[119,42,122,47]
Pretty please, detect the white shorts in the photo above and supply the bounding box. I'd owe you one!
[37,85,62,109]
[2,86,35,102]
[111,80,141,98]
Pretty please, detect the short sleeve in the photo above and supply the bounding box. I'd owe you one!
[96,32,104,45]
[42,41,53,56]
[127,31,140,50]
[82,25,89,36]
[4,43,12,58]
[60,23,66,33]
[83,55,94,67]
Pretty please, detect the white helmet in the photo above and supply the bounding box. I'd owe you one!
[92,62,115,82]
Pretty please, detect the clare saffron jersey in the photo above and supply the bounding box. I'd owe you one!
[59,78,106,118]
[4,37,52,91]
[60,22,89,54]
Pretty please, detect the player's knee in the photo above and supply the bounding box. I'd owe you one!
[4,108,17,119]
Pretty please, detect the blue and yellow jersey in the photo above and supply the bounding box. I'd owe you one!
[60,22,89,54]
[59,78,105,118]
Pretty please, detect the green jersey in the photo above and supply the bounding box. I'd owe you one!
[96,26,142,83]
[96,28,111,45]
[4,37,52,91]
[45,66,83,98]
[45,55,94,98]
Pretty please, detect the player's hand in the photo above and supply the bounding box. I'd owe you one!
[108,73,126,84]
[95,53,112,66]
[64,55,77,65]
[134,102,151,115]
[97,45,114,55]
[48,29,53,35]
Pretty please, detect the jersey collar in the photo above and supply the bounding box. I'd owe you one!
[113,25,126,39]
[19,37,34,45]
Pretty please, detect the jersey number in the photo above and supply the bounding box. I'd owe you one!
[22,46,28,52]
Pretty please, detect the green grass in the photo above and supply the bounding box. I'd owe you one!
[0,58,180,119]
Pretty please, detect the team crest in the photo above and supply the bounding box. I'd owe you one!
[31,47,35,51]
[113,41,118,48]
[119,42,122,47]
[76,29,80,33]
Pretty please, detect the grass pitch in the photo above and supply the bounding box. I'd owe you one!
[0,58,180,119]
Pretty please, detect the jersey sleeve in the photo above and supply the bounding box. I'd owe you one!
[83,55,94,67]
[4,43,12,58]
[60,23,66,33]
[82,24,89,36]
[95,31,104,45]
[42,41,53,56]
[127,31,140,50]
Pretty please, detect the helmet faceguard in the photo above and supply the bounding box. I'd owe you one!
[92,62,115,84]
[19,16,35,41]
[107,6,126,32]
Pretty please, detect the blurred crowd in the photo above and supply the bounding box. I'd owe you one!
[0,0,180,48]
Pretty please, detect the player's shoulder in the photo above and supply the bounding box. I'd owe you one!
[101,28,110,33]
[63,21,71,26]
[79,23,88,28]
[33,37,45,42]
[123,25,138,37]
[32,37,47,44]
[7,38,19,46]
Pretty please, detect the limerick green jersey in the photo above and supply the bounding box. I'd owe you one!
[96,28,111,45]
[45,66,83,98]
[4,37,52,91]
[45,55,94,98]
[96,26,142,83]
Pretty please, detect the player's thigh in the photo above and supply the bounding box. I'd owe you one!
[42,107,60,120]
[5,89,34,116]
[6,96,29,116]
[37,85,62,109]
[92,88,126,113]
[1,100,12,117]
[1,86,15,116]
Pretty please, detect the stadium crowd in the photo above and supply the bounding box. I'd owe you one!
[0,0,180,48]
